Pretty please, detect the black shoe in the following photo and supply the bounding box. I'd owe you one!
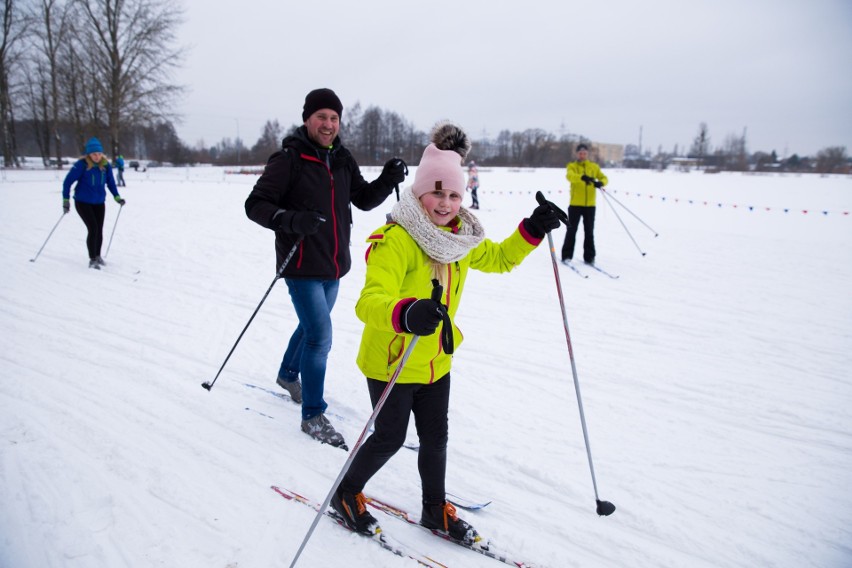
[330,488,381,536]
[88,259,101,270]
[300,414,347,450]
[275,376,302,403]
[584,258,595,265]
[420,501,481,545]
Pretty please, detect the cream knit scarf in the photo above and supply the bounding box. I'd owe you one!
[390,187,485,264]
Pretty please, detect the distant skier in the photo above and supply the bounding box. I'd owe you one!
[62,137,126,269]
[114,154,126,187]
[561,143,608,265]
[466,160,480,209]
[329,122,561,541]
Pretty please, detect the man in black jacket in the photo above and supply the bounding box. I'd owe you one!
[245,88,406,449]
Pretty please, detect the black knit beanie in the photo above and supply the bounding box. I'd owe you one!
[302,88,343,121]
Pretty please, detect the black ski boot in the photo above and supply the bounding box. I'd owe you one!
[330,487,381,536]
[420,501,482,546]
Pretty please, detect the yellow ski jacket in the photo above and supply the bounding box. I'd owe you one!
[355,220,540,384]
[566,160,608,207]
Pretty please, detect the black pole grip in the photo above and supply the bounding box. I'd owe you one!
[429,279,454,355]
[430,279,443,302]
[535,191,570,227]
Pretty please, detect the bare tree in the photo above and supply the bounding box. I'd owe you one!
[251,119,283,162]
[359,106,382,162]
[28,0,72,167]
[60,39,104,153]
[24,61,51,162]
[1,0,31,167]
[522,128,556,167]
[493,129,511,165]
[77,0,185,157]
[690,122,710,168]
[815,146,848,174]
[722,131,748,171]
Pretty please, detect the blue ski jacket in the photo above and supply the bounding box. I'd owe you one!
[63,158,120,204]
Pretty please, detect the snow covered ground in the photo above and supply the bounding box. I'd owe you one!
[1,165,851,568]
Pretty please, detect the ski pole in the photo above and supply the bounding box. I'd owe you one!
[104,204,123,259]
[600,188,659,237]
[289,280,445,568]
[598,189,647,257]
[30,213,66,263]
[201,233,309,392]
[535,191,615,517]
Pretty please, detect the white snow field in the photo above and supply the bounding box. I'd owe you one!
[1,165,851,568]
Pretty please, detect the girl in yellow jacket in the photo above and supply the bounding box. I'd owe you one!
[561,143,608,264]
[329,122,561,543]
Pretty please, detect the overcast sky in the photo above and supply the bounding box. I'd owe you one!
[175,0,851,158]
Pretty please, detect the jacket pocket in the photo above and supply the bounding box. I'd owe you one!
[386,335,406,366]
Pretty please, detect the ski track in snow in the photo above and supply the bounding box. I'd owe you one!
[2,167,851,568]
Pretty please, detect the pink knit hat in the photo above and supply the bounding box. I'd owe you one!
[411,122,471,199]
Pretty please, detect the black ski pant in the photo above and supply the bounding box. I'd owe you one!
[561,205,596,262]
[341,374,451,505]
[75,201,106,260]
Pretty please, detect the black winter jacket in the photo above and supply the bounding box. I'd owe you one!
[245,127,393,279]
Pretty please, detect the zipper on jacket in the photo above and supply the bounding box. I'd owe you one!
[328,167,340,279]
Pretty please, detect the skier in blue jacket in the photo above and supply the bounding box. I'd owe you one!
[62,137,126,269]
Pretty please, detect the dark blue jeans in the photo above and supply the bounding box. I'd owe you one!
[278,278,339,420]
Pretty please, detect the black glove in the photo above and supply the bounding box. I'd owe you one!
[593,180,604,189]
[378,158,407,187]
[274,210,325,235]
[581,175,593,183]
[62,199,70,214]
[400,299,444,336]
[524,203,562,238]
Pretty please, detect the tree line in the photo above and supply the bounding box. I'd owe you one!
[2,1,848,173]
[675,122,849,175]
[1,0,183,168]
[188,103,598,170]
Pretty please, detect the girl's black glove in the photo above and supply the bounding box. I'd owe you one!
[524,203,562,238]
[400,299,444,336]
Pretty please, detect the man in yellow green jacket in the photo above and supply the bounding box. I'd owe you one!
[561,143,608,265]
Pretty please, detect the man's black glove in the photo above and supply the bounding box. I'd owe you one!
[273,210,325,235]
[593,180,604,189]
[62,199,70,214]
[378,158,407,187]
[400,299,444,336]
[524,203,562,238]
[581,175,594,183]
